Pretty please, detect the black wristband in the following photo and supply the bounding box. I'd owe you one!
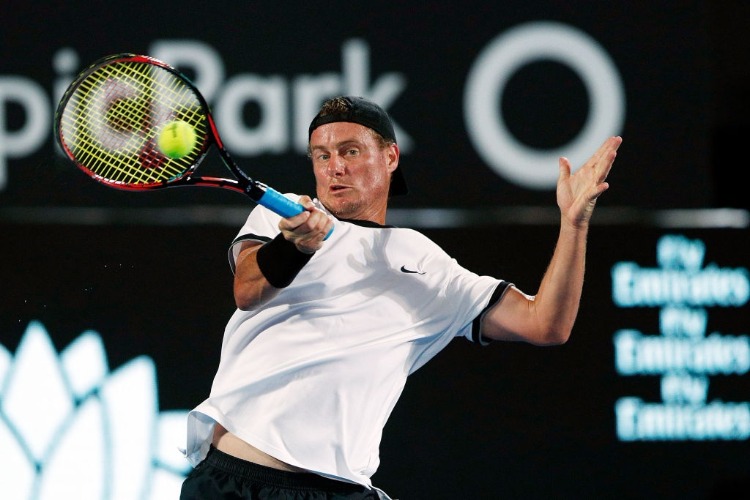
[256,233,314,288]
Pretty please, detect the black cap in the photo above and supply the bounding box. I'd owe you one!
[308,96,408,196]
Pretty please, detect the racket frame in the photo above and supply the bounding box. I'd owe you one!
[55,53,308,219]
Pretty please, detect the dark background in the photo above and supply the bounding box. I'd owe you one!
[0,1,746,210]
[1,1,749,499]
[2,224,748,499]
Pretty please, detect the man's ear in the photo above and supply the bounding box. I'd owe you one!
[387,143,400,174]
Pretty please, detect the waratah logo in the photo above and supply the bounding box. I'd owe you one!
[0,321,191,499]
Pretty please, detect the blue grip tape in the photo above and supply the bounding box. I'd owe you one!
[258,187,333,239]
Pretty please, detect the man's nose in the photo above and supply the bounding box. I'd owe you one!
[327,155,345,175]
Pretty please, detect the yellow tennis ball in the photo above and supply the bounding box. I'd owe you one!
[158,120,197,159]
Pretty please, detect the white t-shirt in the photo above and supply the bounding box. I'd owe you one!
[184,196,509,489]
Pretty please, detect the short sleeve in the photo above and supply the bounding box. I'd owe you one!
[227,193,301,274]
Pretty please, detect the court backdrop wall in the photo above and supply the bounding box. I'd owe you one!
[1,1,749,499]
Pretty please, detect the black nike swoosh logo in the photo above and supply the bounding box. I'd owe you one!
[400,265,426,275]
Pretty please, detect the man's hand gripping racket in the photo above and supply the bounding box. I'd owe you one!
[55,53,331,237]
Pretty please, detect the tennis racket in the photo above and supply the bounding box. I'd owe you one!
[54,53,312,221]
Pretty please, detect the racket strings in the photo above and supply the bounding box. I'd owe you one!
[59,60,208,187]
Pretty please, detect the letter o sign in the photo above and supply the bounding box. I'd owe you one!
[464,21,625,189]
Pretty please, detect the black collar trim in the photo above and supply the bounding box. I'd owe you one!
[339,218,397,229]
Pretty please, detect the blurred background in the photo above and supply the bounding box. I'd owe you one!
[1,1,748,499]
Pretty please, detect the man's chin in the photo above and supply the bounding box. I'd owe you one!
[322,197,361,220]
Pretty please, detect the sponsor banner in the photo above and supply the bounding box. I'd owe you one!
[0,1,713,209]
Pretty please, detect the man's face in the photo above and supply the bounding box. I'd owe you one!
[309,121,399,222]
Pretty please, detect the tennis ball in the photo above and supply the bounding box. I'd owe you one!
[158,120,197,159]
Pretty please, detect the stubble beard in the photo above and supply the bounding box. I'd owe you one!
[325,195,364,220]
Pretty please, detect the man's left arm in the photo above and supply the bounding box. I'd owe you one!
[480,136,623,345]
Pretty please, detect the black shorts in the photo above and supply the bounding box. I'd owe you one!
[180,446,381,500]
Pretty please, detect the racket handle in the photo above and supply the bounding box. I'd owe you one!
[257,186,333,240]
[257,186,305,218]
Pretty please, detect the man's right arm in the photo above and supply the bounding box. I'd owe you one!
[233,196,332,310]
[233,241,280,310]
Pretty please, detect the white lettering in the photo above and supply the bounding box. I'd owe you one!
[659,306,707,338]
[614,330,750,376]
[615,398,750,441]
[150,40,225,102]
[2,25,626,193]
[657,235,705,271]
[148,39,410,157]
[660,374,708,404]
[463,21,625,189]
[612,263,750,307]
[216,75,288,154]
[0,77,50,189]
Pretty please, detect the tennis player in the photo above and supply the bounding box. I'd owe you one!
[180,96,622,499]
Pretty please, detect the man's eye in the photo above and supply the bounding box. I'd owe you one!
[346,149,359,156]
